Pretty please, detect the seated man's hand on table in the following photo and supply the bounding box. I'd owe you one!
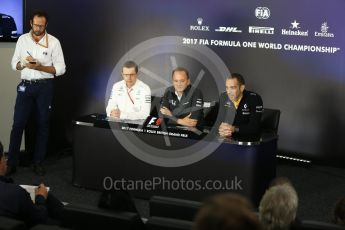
[177,113,197,127]
[110,108,121,118]
[160,106,173,117]
[218,122,235,137]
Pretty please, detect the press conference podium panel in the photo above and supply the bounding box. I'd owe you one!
[72,114,277,205]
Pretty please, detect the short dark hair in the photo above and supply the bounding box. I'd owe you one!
[228,73,245,85]
[123,61,138,73]
[172,67,190,79]
[30,10,49,25]
[0,141,3,158]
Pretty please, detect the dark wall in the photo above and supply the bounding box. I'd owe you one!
[26,0,345,164]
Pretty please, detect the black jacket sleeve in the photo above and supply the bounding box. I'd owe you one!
[159,88,177,125]
[160,88,170,109]
[189,88,204,123]
[18,189,48,227]
[215,93,226,128]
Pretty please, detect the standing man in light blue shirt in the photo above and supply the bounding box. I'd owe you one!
[7,10,66,176]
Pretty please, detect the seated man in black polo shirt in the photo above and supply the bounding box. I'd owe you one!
[160,67,204,127]
[218,73,263,139]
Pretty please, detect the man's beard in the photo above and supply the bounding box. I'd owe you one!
[33,30,45,37]
[228,93,235,100]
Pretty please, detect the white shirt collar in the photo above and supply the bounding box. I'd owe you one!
[175,91,183,101]
[123,79,140,91]
[30,30,48,48]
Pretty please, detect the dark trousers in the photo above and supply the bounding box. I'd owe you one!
[8,80,54,166]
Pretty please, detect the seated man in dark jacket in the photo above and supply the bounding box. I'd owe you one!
[0,141,54,227]
[218,73,263,140]
[160,67,204,127]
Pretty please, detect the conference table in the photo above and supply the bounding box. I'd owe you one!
[72,114,277,205]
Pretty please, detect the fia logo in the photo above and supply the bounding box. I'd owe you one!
[255,7,270,19]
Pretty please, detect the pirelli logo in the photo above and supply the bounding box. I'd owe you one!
[249,26,274,35]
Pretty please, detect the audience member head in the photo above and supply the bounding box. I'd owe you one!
[0,141,7,176]
[194,193,262,230]
[269,176,293,188]
[334,196,345,226]
[259,185,298,230]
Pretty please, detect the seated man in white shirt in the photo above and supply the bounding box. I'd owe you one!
[106,61,151,120]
